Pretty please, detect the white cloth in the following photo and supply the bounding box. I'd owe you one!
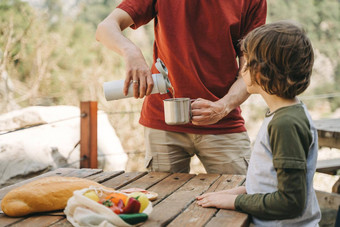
[64,187,152,227]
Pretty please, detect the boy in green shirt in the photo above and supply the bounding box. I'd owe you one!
[196,21,321,226]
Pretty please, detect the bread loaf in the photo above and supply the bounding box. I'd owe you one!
[1,176,109,217]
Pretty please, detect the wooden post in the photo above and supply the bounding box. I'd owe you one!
[80,101,98,168]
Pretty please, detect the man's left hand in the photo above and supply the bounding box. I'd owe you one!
[191,98,228,125]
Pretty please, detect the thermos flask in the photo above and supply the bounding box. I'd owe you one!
[103,58,171,101]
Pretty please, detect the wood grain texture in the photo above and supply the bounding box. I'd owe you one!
[314,118,340,149]
[0,169,250,227]
[168,175,246,227]
[143,174,220,227]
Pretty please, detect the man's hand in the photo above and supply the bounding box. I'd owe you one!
[191,98,228,125]
[96,8,153,99]
[123,50,154,98]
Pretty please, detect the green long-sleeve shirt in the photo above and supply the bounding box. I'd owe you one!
[234,103,318,221]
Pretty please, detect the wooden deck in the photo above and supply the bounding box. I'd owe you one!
[0,168,248,227]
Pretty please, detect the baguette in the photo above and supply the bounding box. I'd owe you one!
[1,176,109,217]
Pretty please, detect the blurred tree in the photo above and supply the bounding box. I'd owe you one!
[268,0,340,111]
[0,0,339,113]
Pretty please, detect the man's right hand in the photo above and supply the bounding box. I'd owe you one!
[123,50,154,98]
[96,8,153,99]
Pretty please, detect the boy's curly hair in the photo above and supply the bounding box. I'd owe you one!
[241,21,314,99]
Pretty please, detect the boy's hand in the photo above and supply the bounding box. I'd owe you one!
[196,192,237,209]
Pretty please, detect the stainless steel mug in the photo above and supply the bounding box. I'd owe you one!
[163,98,191,125]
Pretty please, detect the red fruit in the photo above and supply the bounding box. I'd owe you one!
[109,204,123,214]
[122,197,141,214]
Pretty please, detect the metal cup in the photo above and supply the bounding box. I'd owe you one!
[163,98,191,125]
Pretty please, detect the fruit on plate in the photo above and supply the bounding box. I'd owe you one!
[120,188,158,201]
[83,190,99,202]
[128,192,150,213]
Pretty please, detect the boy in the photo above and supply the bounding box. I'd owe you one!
[196,21,321,226]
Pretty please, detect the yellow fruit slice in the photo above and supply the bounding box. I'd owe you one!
[83,190,99,202]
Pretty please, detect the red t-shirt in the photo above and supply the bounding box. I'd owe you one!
[118,0,267,134]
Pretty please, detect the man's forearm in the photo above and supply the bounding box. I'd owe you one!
[96,8,154,98]
[216,56,250,116]
[95,8,137,58]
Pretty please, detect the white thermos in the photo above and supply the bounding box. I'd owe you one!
[103,58,171,101]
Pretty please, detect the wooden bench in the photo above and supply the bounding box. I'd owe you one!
[316,190,340,226]
[314,118,340,194]
[314,118,340,176]
[316,158,340,175]
[314,118,340,151]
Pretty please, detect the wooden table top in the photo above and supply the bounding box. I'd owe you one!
[0,168,248,227]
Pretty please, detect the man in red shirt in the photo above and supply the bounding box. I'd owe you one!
[96,0,267,174]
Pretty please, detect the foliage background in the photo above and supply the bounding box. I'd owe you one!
[1,0,340,174]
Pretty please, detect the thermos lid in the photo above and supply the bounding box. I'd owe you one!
[155,58,168,78]
[155,58,172,94]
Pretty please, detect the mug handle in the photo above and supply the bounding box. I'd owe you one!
[189,99,197,120]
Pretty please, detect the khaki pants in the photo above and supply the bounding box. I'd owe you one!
[144,127,251,174]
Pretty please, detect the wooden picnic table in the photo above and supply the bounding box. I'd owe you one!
[0,168,248,227]
[314,118,340,193]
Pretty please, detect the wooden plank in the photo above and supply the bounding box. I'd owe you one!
[147,173,196,206]
[316,189,340,210]
[120,172,171,190]
[80,101,98,168]
[168,175,246,227]
[143,173,219,227]
[0,215,25,227]
[332,178,340,193]
[314,118,340,134]
[316,189,340,227]
[316,158,340,175]
[318,137,340,150]
[86,170,125,183]
[63,168,102,178]
[100,172,148,189]
[9,215,63,227]
[314,118,340,149]
[49,218,73,227]
[206,210,249,227]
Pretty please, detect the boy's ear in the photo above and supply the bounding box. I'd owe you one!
[254,72,262,84]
